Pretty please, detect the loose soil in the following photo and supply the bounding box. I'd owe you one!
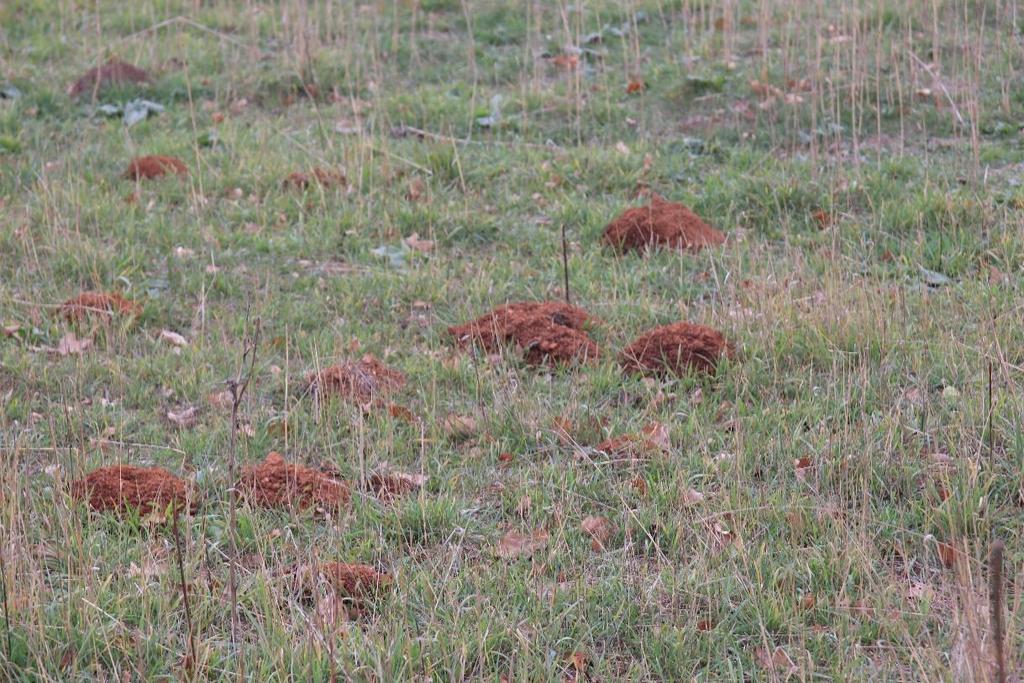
[602,196,726,253]
[448,301,598,365]
[68,59,150,99]
[60,291,141,322]
[123,155,188,180]
[620,322,733,376]
[308,354,406,404]
[283,167,347,189]
[238,452,350,512]
[70,465,192,515]
[319,562,391,598]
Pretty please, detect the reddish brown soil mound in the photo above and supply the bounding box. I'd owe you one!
[238,452,350,512]
[448,301,598,365]
[620,322,732,376]
[602,197,726,253]
[123,155,188,180]
[308,355,406,404]
[319,562,391,597]
[70,465,192,515]
[60,291,141,322]
[283,167,347,189]
[68,59,150,99]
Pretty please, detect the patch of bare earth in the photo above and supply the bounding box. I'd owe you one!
[283,167,347,189]
[70,465,192,516]
[620,322,733,376]
[123,155,188,180]
[448,301,598,365]
[307,354,406,405]
[238,452,350,513]
[59,291,141,322]
[602,196,726,253]
[68,59,150,99]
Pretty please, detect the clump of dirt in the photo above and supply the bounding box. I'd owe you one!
[238,452,350,512]
[620,322,733,376]
[123,155,188,180]
[59,291,141,322]
[68,59,150,99]
[319,562,391,598]
[287,562,391,612]
[70,465,192,515]
[448,301,598,365]
[283,167,346,189]
[308,355,406,404]
[602,196,726,253]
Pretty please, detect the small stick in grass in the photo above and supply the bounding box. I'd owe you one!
[561,223,571,305]
[0,541,11,662]
[989,539,1006,683]
[172,507,197,677]
[225,315,260,672]
[987,360,994,465]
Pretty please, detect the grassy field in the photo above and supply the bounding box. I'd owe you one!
[1,0,1023,680]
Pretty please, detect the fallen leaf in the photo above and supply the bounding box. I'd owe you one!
[208,390,233,410]
[496,529,549,559]
[681,487,705,505]
[406,178,427,202]
[2,322,20,337]
[794,457,813,481]
[128,556,167,582]
[936,540,962,569]
[403,232,434,253]
[159,329,188,347]
[387,403,418,423]
[800,593,816,610]
[626,80,646,94]
[552,416,575,445]
[498,452,514,465]
[641,422,670,450]
[921,266,952,287]
[581,515,612,551]
[56,333,92,356]
[167,406,199,428]
[366,471,428,500]
[552,54,579,70]
[631,476,648,496]
[444,413,478,441]
[755,646,796,674]
[568,651,589,677]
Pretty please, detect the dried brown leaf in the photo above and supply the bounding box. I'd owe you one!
[56,332,92,356]
[496,529,549,559]
[167,406,199,428]
[581,515,612,551]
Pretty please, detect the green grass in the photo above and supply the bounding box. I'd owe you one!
[1,0,1023,680]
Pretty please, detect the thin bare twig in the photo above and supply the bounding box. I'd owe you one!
[0,540,11,663]
[561,223,571,305]
[225,316,260,674]
[907,51,965,126]
[989,539,1007,683]
[172,508,197,678]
